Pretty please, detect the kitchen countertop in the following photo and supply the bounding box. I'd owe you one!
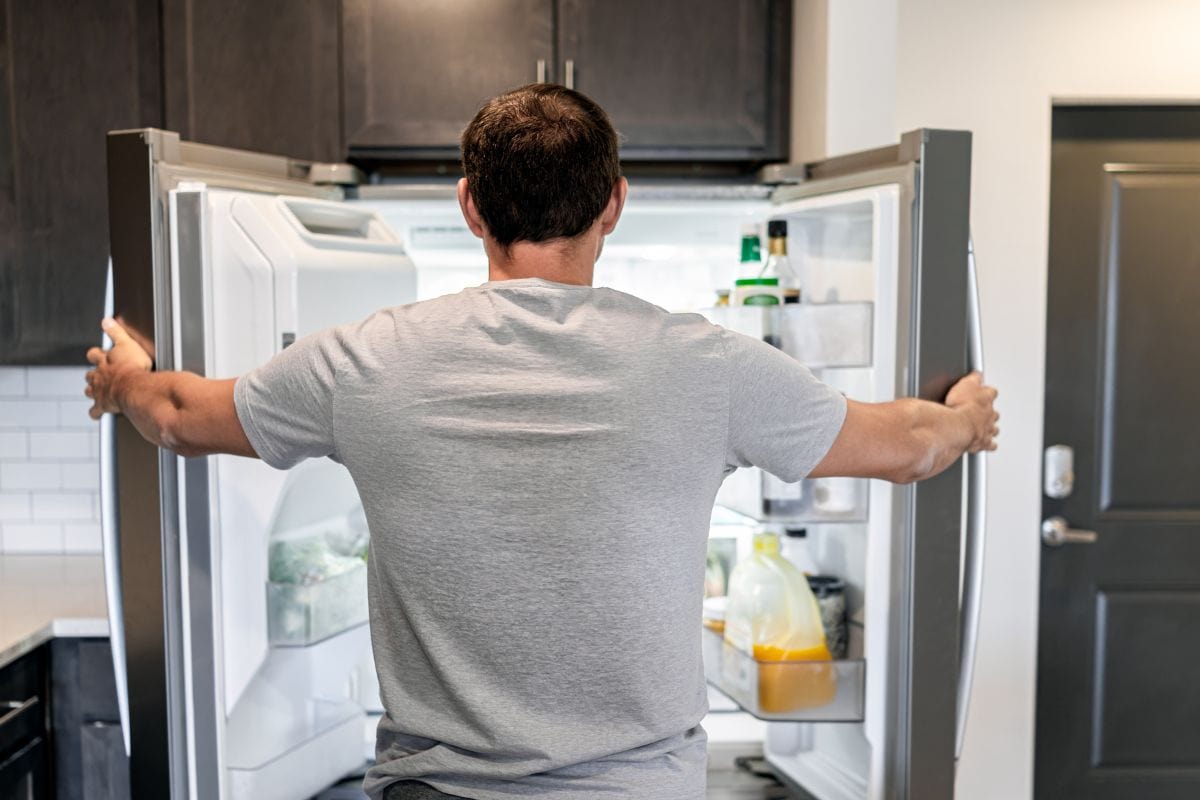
[0,554,109,669]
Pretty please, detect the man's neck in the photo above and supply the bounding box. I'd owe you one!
[484,236,597,286]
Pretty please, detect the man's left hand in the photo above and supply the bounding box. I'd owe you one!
[85,318,153,419]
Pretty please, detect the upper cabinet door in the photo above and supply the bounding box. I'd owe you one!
[342,0,554,161]
[161,0,342,163]
[0,0,161,364]
[557,0,791,162]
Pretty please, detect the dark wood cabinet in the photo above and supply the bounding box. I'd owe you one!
[161,0,342,163]
[342,0,790,164]
[342,0,554,161]
[5,0,793,363]
[0,738,50,800]
[0,0,161,365]
[50,639,128,800]
[0,648,51,800]
[78,724,128,800]
[557,0,790,161]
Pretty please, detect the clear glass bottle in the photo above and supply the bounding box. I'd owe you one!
[762,219,801,304]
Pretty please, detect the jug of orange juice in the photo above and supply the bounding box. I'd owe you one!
[723,530,835,713]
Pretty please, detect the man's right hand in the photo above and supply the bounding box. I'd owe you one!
[946,371,999,453]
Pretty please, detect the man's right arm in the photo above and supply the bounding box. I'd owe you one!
[809,372,998,484]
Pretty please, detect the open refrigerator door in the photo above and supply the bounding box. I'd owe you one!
[699,131,976,800]
[106,129,417,800]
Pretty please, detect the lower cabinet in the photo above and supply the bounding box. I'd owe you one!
[79,725,129,800]
[49,640,128,800]
[0,737,51,800]
[0,646,50,800]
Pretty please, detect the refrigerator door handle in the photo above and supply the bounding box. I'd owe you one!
[100,264,132,757]
[956,238,987,759]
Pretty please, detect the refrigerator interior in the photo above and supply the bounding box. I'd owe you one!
[353,184,902,800]
[172,182,898,798]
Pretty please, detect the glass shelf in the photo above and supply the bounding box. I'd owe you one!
[701,628,865,722]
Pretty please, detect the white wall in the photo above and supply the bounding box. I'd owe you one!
[824,0,896,156]
[889,2,1200,798]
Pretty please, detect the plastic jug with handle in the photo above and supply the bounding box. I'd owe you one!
[723,530,835,712]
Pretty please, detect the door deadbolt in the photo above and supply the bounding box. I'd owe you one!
[1044,445,1074,499]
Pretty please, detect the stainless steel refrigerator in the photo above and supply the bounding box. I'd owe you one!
[103,127,983,800]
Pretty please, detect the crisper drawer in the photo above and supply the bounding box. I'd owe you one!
[267,561,369,646]
[701,628,864,722]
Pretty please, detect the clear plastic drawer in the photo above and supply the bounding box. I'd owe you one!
[267,561,368,646]
[701,628,865,722]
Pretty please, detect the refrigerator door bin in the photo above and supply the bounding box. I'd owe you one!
[702,628,865,722]
[702,303,874,369]
[718,472,869,523]
[267,562,369,646]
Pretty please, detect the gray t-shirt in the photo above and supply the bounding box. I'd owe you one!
[234,278,847,800]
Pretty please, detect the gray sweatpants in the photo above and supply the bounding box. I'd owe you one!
[383,780,466,800]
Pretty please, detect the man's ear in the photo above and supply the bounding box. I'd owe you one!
[598,177,628,236]
[457,178,486,239]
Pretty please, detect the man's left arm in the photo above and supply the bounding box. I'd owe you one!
[86,318,257,459]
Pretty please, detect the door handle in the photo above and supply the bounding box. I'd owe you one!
[1041,516,1098,546]
[100,263,131,757]
[956,236,987,759]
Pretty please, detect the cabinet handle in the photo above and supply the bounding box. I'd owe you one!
[0,697,38,728]
[536,59,547,83]
[564,59,575,90]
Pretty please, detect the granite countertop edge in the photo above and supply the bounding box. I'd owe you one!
[0,617,109,670]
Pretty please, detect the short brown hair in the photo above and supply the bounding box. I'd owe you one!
[460,84,621,247]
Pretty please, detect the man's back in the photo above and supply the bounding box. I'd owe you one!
[235,278,847,799]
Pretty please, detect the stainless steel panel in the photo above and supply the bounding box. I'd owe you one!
[766,130,972,800]
[105,128,348,798]
[105,128,189,798]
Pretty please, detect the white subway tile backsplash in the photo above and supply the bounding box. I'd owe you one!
[0,367,105,552]
[0,368,26,397]
[1,463,61,491]
[0,493,31,520]
[30,430,95,460]
[33,492,95,521]
[58,400,95,428]
[61,463,100,490]
[1,522,64,553]
[0,432,26,459]
[0,399,59,428]
[63,522,102,554]
[27,366,88,397]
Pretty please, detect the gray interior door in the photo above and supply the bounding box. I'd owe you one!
[1037,107,1200,799]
